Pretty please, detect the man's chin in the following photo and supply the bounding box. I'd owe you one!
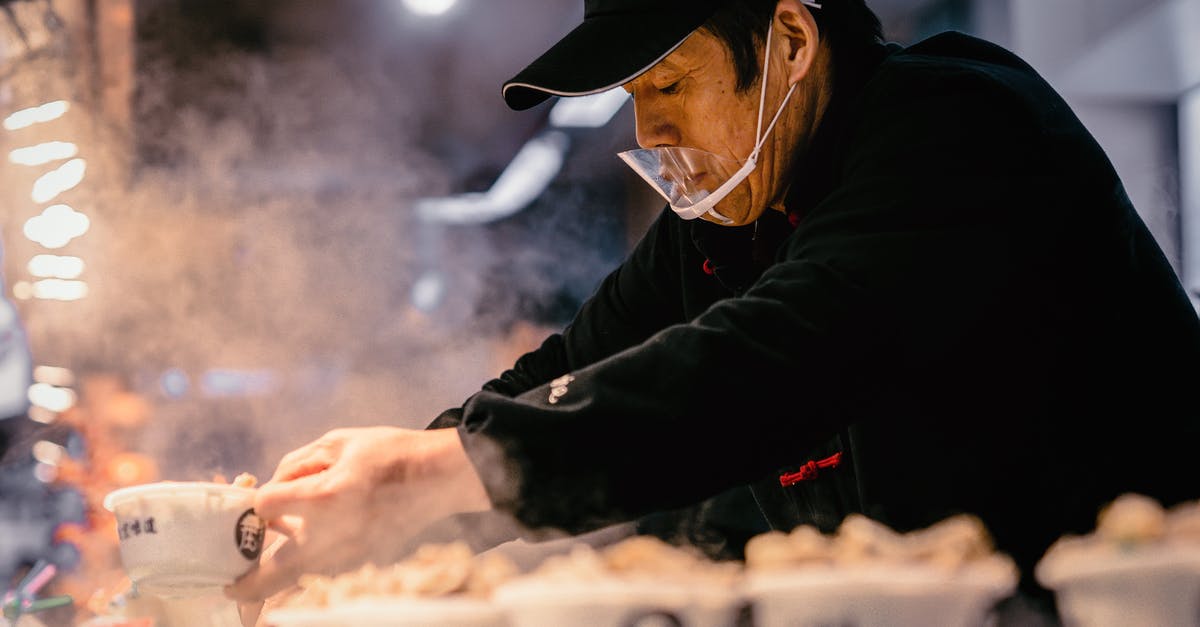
[705,190,758,226]
[703,204,752,226]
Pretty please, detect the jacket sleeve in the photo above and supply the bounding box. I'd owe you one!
[428,207,688,428]
[455,59,1077,532]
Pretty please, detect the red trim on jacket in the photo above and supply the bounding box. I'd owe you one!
[779,451,843,487]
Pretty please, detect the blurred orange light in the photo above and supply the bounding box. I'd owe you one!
[107,452,156,486]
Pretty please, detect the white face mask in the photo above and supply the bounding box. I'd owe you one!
[618,19,800,224]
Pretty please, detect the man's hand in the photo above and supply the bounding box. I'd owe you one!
[225,427,491,603]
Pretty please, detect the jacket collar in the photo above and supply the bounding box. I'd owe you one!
[783,41,898,225]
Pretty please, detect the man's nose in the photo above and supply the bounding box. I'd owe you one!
[633,97,680,150]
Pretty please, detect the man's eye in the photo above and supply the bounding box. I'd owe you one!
[659,82,680,95]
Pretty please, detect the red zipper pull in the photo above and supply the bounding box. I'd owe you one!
[779,451,843,487]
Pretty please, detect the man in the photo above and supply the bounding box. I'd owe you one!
[228,0,1200,612]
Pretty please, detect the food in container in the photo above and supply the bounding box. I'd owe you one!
[1036,494,1200,627]
[102,477,264,597]
[266,542,515,627]
[494,536,743,627]
[743,514,1017,627]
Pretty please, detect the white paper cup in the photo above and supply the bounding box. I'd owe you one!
[744,561,1016,627]
[1036,543,1200,627]
[265,598,506,627]
[103,482,265,596]
[495,578,741,627]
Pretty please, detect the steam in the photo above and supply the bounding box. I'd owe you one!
[2,2,603,486]
[0,4,652,592]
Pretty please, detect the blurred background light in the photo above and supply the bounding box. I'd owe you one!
[3,100,70,131]
[32,440,66,466]
[28,255,86,279]
[27,382,77,412]
[27,406,58,424]
[411,271,445,312]
[33,463,58,483]
[23,204,90,249]
[159,368,190,399]
[401,0,457,17]
[31,279,89,301]
[416,131,569,224]
[33,365,76,387]
[9,141,79,166]
[549,88,630,128]
[31,158,87,203]
[200,368,278,397]
[12,281,34,300]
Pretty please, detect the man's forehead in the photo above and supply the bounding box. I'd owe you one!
[623,30,727,88]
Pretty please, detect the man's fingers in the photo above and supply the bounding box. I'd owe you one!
[266,515,304,539]
[237,599,264,627]
[271,439,337,483]
[271,455,333,484]
[254,474,330,522]
[225,538,305,603]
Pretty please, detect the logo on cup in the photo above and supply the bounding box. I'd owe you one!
[235,509,265,559]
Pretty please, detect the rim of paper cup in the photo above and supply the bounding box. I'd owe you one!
[266,598,502,624]
[103,481,256,512]
[1037,543,1200,587]
[743,563,1015,596]
[494,577,725,605]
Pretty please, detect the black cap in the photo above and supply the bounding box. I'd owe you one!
[502,0,729,111]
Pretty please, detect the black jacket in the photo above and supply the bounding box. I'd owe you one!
[434,32,1200,591]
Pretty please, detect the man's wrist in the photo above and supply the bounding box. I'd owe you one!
[426,427,492,513]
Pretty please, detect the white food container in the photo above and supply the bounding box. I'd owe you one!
[495,578,741,627]
[103,482,265,597]
[744,560,1016,627]
[265,598,506,627]
[1036,543,1200,627]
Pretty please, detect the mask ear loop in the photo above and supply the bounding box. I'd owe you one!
[691,19,799,224]
[748,21,798,166]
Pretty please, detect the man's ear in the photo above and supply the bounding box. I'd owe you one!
[774,0,820,86]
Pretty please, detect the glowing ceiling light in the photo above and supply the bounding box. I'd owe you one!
[200,369,278,398]
[31,158,87,203]
[29,254,85,279]
[159,368,190,399]
[28,406,57,424]
[3,100,70,131]
[34,463,58,483]
[401,0,457,16]
[32,279,89,301]
[12,282,33,300]
[416,131,569,224]
[9,141,79,166]
[32,440,65,465]
[24,204,90,249]
[411,271,445,312]
[549,88,630,128]
[28,382,77,412]
[33,365,75,387]
[485,131,567,208]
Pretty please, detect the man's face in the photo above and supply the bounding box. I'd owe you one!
[624,29,795,226]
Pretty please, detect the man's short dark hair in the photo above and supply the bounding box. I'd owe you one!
[702,0,884,92]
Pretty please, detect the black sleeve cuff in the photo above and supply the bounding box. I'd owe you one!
[426,407,464,429]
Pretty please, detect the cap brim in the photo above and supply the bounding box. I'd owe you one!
[502,7,721,111]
